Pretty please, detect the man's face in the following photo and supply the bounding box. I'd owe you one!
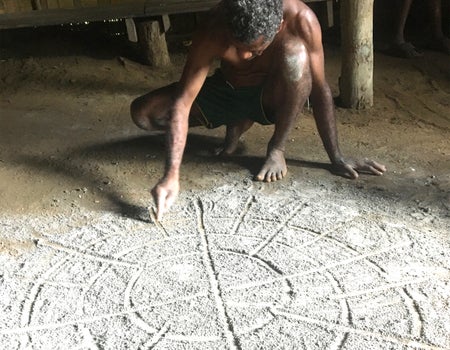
[232,35,272,61]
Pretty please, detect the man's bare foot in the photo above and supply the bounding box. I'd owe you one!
[428,36,450,55]
[383,42,422,58]
[255,149,287,182]
[214,138,241,156]
[216,119,254,156]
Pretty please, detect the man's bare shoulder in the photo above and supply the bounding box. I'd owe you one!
[282,0,322,47]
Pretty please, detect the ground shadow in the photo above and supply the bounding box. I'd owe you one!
[10,134,226,221]
[13,132,448,220]
[12,133,334,220]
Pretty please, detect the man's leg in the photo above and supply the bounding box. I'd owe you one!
[130,83,203,131]
[216,119,254,156]
[385,0,423,58]
[394,0,413,45]
[257,41,312,182]
[427,0,450,54]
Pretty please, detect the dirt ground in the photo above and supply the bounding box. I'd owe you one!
[0,20,449,349]
[0,23,449,220]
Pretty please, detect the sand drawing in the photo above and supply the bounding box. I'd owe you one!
[1,186,449,349]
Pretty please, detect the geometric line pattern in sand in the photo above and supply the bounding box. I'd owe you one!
[1,188,449,349]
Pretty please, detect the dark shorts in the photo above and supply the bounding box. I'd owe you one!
[194,69,274,129]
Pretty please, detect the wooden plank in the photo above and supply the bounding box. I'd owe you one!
[0,1,220,28]
[143,0,220,15]
[18,0,33,11]
[0,0,332,29]
[46,0,58,9]
[80,0,98,8]
[3,0,19,13]
[111,0,138,4]
[58,0,75,9]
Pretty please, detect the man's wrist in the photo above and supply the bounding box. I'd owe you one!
[163,169,180,182]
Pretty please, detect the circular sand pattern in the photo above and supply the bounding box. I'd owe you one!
[1,187,449,349]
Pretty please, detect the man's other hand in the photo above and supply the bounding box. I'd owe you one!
[332,158,386,179]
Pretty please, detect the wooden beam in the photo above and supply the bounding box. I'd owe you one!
[0,0,220,29]
[0,0,333,30]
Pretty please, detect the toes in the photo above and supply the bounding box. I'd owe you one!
[257,170,272,182]
[263,171,285,182]
[265,172,276,182]
[256,168,287,182]
[255,171,265,182]
[215,148,232,157]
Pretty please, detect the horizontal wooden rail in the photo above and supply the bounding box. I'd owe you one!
[0,0,333,30]
[0,1,218,29]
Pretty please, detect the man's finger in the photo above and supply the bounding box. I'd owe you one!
[156,206,164,222]
[156,190,167,221]
[373,162,387,173]
[365,159,386,173]
[345,165,359,179]
[165,193,176,212]
[369,165,385,175]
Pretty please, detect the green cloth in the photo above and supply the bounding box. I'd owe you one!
[194,69,274,129]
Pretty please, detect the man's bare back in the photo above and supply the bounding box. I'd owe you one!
[130,0,386,220]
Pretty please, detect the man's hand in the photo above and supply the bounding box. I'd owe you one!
[151,177,180,221]
[332,158,386,179]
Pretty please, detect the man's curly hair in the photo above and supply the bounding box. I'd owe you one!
[223,0,283,44]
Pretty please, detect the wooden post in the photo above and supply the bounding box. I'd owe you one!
[137,16,171,67]
[31,0,42,10]
[3,0,19,13]
[325,0,334,27]
[339,0,374,109]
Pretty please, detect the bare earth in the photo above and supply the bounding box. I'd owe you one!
[0,27,449,349]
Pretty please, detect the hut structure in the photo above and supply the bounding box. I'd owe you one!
[0,0,372,108]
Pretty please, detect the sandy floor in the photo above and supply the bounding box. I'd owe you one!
[0,24,449,349]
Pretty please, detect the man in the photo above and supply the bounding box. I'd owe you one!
[386,0,450,58]
[131,0,386,220]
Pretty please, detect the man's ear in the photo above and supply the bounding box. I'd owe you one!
[278,19,285,33]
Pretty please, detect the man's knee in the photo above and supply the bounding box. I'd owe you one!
[130,94,169,131]
[131,84,177,130]
[130,97,151,130]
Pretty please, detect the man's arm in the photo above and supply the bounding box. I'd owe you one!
[152,33,218,220]
[301,10,386,178]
